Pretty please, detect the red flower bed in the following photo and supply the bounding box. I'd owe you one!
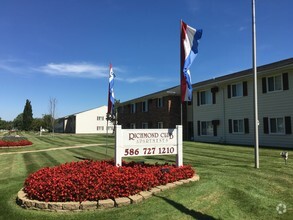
[0,140,33,147]
[24,160,195,202]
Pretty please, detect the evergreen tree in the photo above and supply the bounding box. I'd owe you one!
[22,99,33,131]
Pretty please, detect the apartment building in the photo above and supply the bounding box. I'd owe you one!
[117,58,293,148]
[56,105,114,134]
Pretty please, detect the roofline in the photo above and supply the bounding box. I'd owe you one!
[59,105,107,119]
[118,57,293,105]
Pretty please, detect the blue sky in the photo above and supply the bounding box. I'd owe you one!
[0,0,292,121]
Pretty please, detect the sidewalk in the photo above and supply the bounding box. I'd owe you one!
[0,144,102,156]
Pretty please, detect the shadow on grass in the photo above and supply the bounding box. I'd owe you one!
[74,156,91,160]
[155,195,217,220]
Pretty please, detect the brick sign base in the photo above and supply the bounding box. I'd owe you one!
[17,174,199,212]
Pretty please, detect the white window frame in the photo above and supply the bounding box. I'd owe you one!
[157,98,163,108]
[158,122,163,128]
[130,103,136,114]
[142,123,148,129]
[201,121,213,136]
[97,116,104,121]
[233,119,244,134]
[97,126,104,131]
[231,83,243,98]
[269,117,285,134]
[142,100,148,112]
[267,75,282,92]
[200,90,212,105]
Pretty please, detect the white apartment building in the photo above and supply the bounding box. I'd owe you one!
[56,105,114,134]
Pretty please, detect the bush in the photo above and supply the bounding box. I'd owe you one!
[24,160,195,202]
[0,136,32,147]
[2,136,28,142]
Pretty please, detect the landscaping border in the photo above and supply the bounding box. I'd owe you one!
[17,174,199,212]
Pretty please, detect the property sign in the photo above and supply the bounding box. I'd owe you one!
[115,125,183,167]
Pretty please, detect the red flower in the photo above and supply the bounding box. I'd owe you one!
[24,160,195,202]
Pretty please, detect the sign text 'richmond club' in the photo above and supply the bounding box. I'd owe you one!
[128,132,174,144]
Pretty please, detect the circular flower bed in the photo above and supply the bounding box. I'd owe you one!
[24,160,195,202]
[0,136,33,147]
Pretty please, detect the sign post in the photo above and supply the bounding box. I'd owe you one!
[115,125,183,167]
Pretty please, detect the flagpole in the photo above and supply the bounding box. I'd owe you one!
[180,19,183,126]
[252,0,259,168]
[106,117,109,155]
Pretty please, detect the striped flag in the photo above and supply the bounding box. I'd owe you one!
[107,63,115,116]
[181,20,202,102]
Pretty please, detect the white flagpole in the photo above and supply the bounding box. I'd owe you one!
[106,118,109,155]
[252,0,259,168]
[180,19,183,126]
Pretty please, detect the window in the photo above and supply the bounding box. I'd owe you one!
[268,75,282,92]
[229,119,249,134]
[157,98,163,108]
[270,117,284,134]
[97,126,104,131]
[231,83,243,97]
[142,123,148,129]
[142,101,148,112]
[158,122,163,128]
[201,121,213,136]
[130,103,136,114]
[228,82,247,98]
[262,73,289,93]
[130,123,136,129]
[200,90,212,105]
[97,116,104,121]
[264,116,291,134]
[233,119,244,133]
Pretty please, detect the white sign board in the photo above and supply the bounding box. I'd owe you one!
[115,125,183,167]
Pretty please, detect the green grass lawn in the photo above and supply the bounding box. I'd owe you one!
[0,133,292,220]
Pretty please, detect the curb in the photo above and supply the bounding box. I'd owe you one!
[17,174,200,212]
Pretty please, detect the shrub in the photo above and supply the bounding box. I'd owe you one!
[2,136,28,142]
[0,136,32,147]
[24,160,195,202]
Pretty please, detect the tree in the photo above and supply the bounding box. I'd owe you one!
[22,99,33,131]
[31,118,44,132]
[13,113,23,130]
[49,98,57,134]
[42,114,53,131]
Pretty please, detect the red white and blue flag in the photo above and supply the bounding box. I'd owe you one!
[181,20,202,102]
[107,63,115,116]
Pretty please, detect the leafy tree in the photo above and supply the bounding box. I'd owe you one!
[13,113,23,130]
[31,118,44,132]
[0,117,4,129]
[0,118,13,130]
[42,114,53,131]
[22,99,33,131]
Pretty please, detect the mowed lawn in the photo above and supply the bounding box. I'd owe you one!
[0,133,292,220]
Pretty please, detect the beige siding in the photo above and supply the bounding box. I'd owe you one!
[75,106,114,134]
[192,69,293,148]
[258,70,293,148]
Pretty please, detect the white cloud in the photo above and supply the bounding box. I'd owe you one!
[37,62,109,78]
[239,26,247,32]
[0,59,167,84]
[120,76,155,83]
[0,59,31,75]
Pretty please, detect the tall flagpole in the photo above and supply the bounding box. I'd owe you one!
[180,20,183,126]
[252,0,259,168]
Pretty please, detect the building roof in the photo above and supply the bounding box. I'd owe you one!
[118,57,293,105]
[59,105,107,119]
